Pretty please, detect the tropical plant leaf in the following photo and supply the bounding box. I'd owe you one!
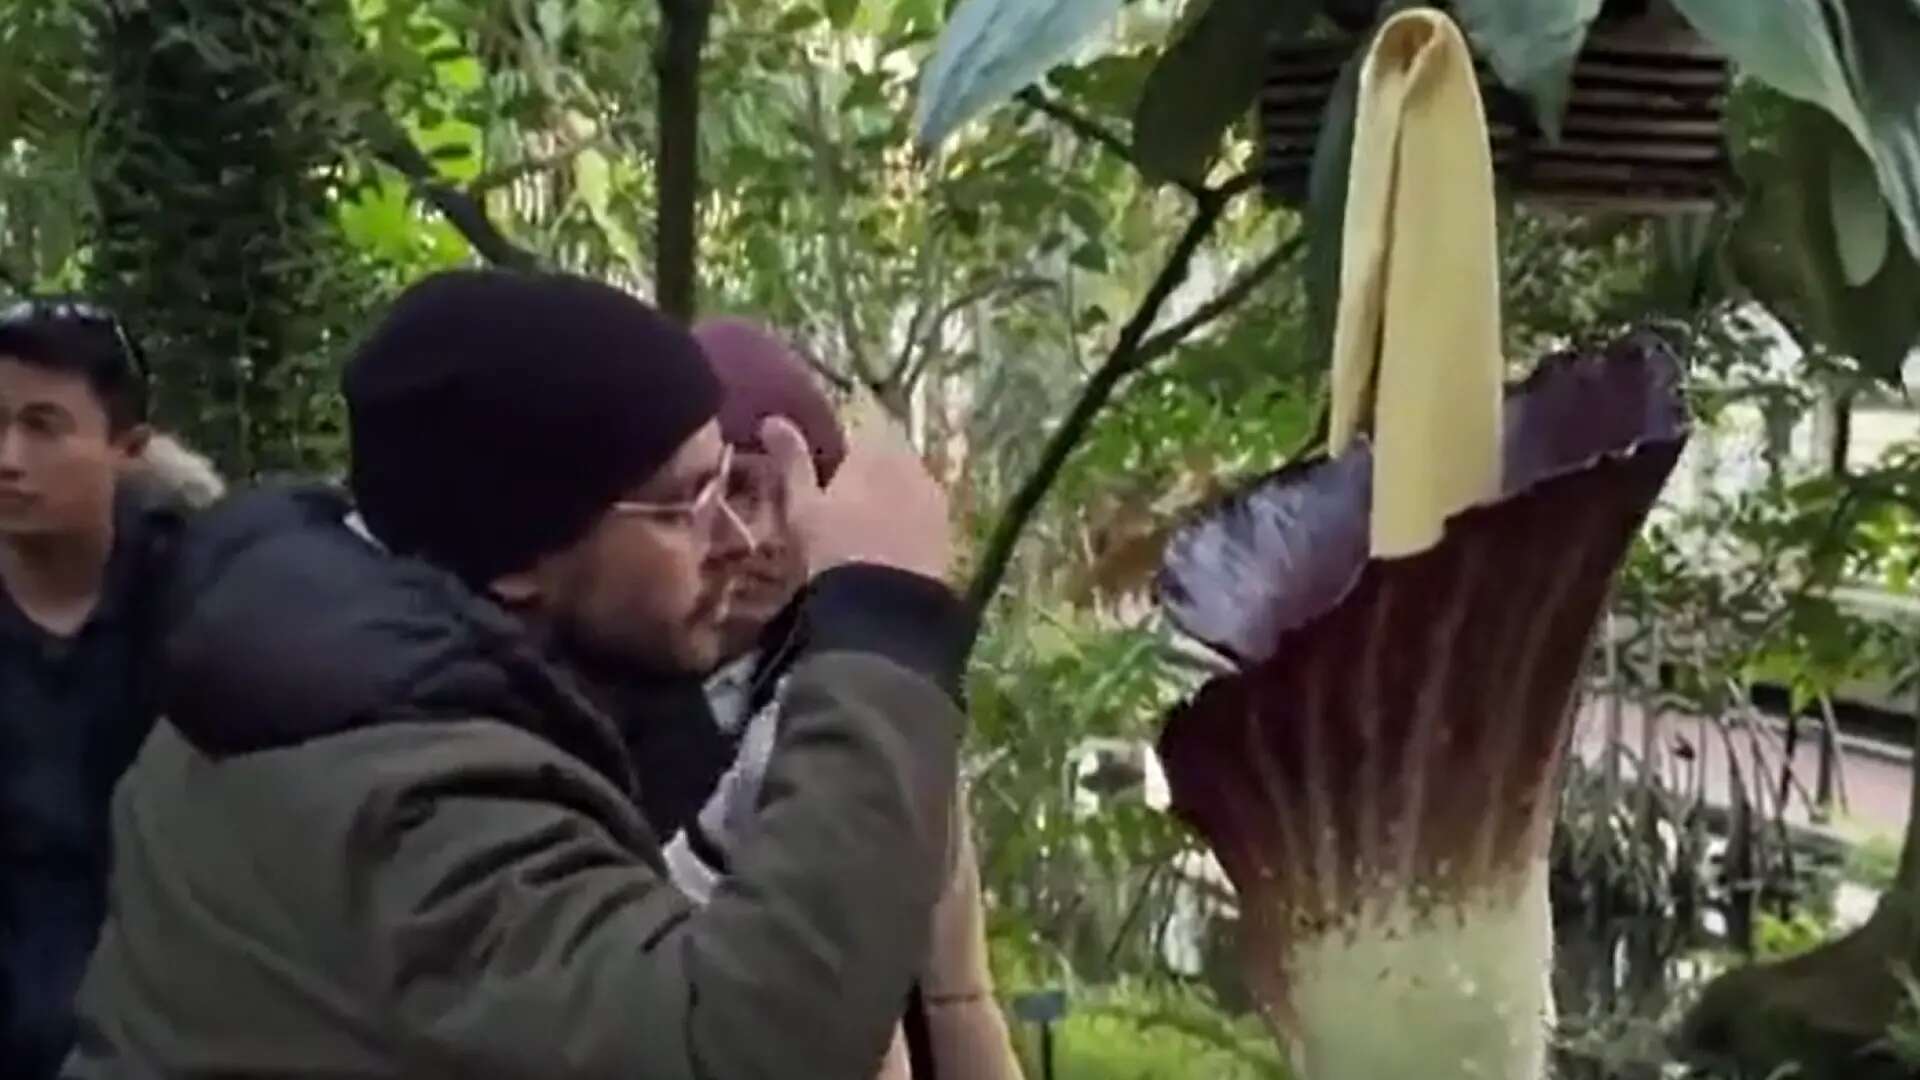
[1730,98,1920,383]
[913,0,1126,152]
[1828,137,1889,286]
[1452,0,1604,142]
[1131,0,1309,184]
[1829,0,1920,263]
[1303,45,1365,374]
[1668,0,1873,151]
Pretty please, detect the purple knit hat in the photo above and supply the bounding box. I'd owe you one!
[692,317,846,486]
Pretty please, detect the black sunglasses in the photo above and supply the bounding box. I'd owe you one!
[0,299,150,382]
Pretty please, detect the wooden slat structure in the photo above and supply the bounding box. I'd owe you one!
[1260,14,1731,213]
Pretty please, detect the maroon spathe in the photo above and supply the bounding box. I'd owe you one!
[1154,333,1689,1019]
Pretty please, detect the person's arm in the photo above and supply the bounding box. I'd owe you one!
[922,799,1028,1080]
[370,566,969,1080]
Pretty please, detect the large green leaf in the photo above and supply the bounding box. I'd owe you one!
[1131,0,1309,184]
[1829,0,1920,263]
[1731,99,1920,382]
[824,0,860,30]
[1452,0,1604,142]
[1828,135,1889,285]
[914,0,1125,152]
[1668,0,1873,149]
[1303,46,1365,373]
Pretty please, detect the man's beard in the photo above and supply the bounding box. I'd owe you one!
[553,588,725,684]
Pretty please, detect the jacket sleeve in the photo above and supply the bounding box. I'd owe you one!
[367,567,972,1080]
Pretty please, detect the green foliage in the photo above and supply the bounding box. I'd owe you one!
[1030,983,1292,1080]
[913,0,1126,152]
[1729,95,1920,383]
[1846,835,1901,892]
[87,0,368,476]
[968,606,1204,979]
[1500,210,1656,358]
[1131,0,1305,185]
[1828,128,1891,288]
[1675,0,1920,267]
[1667,0,1874,158]
[1754,909,1837,962]
[0,1,91,291]
[1450,0,1603,142]
[1824,0,1920,266]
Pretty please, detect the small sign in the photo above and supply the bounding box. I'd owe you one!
[1011,989,1068,1025]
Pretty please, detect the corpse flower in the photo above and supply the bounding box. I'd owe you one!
[1153,10,1688,1079]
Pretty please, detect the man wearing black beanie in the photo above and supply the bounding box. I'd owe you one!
[64,270,971,1080]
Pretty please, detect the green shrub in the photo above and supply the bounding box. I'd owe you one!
[1002,981,1291,1080]
[1845,833,1902,891]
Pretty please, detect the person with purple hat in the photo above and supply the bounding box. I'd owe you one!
[664,317,1024,1080]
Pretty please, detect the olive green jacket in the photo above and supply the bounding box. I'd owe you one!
[65,486,967,1080]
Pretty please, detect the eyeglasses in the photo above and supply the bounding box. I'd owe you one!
[610,443,756,551]
[721,450,784,519]
[0,299,149,381]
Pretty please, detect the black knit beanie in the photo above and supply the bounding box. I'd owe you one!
[343,270,721,586]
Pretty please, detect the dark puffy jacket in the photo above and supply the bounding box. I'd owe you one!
[1,442,217,1078]
[65,484,969,1079]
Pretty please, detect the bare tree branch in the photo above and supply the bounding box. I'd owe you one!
[1016,87,1210,200]
[964,187,1242,621]
[803,350,857,395]
[468,134,612,195]
[899,275,1058,392]
[802,61,879,388]
[364,115,541,272]
[1217,170,1261,199]
[890,236,946,386]
[1133,232,1305,367]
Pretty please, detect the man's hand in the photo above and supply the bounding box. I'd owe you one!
[761,404,952,582]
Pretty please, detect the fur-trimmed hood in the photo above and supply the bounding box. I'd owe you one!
[124,431,225,511]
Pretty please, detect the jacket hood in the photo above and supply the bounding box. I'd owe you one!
[125,431,226,510]
[158,484,633,790]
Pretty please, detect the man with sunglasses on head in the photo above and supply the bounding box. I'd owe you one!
[0,300,221,1078]
[66,270,969,1079]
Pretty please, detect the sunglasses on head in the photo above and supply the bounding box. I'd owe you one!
[0,299,150,382]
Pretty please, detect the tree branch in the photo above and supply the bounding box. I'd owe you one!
[655,0,714,322]
[1133,232,1304,368]
[468,134,611,195]
[803,350,857,395]
[963,187,1241,623]
[898,275,1058,392]
[1016,87,1210,200]
[889,236,946,387]
[365,115,540,272]
[802,62,879,388]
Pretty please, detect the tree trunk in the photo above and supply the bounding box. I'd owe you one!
[654,0,713,323]
[1829,390,1854,478]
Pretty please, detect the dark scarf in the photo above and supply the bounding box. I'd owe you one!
[593,668,733,841]
[599,595,938,1080]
